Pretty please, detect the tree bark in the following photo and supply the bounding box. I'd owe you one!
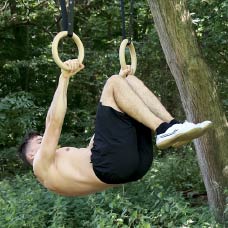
[147,0,228,222]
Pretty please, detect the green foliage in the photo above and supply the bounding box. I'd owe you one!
[0,150,223,227]
[151,146,206,192]
[225,189,228,219]
[188,0,228,115]
[0,147,28,180]
[0,0,227,226]
[0,91,42,147]
[0,0,225,156]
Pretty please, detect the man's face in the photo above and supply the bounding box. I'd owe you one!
[26,135,43,165]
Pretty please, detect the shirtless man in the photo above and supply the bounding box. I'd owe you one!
[18,59,212,196]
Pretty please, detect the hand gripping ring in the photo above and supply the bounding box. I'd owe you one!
[52,31,84,71]
[119,39,137,75]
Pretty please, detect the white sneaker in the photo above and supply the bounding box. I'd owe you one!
[156,121,212,149]
[172,121,213,148]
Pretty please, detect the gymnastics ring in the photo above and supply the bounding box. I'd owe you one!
[119,39,137,75]
[52,31,84,71]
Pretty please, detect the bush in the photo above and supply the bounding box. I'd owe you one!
[0,149,222,227]
[0,173,92,228]
[0,91,44,147]
[152,145,206,192]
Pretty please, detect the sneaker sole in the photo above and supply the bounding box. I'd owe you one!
[172,140,189,148]
[157,122,213,149]
[172,122,213,148]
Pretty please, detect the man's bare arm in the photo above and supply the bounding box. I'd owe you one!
[36,60,84,169]
[45,59,84,128]
[45,74,68,129]
[38,74,69,167]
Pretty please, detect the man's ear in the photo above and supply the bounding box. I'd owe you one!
[26,151,35,163]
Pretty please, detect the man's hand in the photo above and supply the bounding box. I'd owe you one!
[61,59,84,78]
[119,65,133,78]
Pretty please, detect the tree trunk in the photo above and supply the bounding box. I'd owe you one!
[147,0,228,222]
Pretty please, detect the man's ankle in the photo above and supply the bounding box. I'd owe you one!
[169,119,180,126]
[156,122,170,135]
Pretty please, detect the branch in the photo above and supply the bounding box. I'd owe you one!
[48,15,62,30]
[0,0,9,12]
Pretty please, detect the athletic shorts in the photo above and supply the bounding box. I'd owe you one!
[91,102,153,184]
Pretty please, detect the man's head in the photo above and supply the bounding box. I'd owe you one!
[18,132,42,166]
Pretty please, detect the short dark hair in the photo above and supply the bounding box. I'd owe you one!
[18,131,40,166]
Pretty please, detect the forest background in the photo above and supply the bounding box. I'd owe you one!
[0,0,227,227]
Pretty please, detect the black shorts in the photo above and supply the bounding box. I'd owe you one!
[91,102,153,184]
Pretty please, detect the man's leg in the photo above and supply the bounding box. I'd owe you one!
[124,75,212,148]
[100,75,164,131]
[100,75,212,149]
[125,75,174,123]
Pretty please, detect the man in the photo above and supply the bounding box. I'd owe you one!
[18,59,212,196]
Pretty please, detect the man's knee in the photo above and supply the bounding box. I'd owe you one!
[106,75,123,86]
[126,75,144,86]
[101,76,119,108]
